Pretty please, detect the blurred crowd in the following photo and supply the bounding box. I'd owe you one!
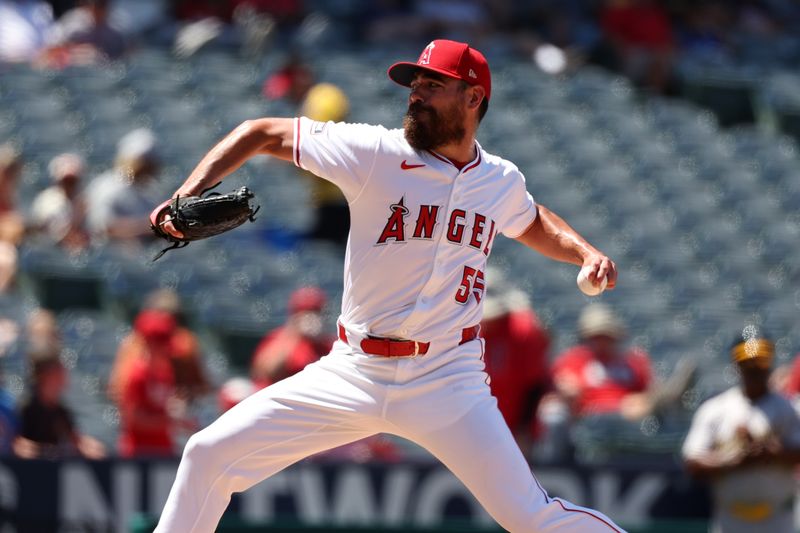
[0,38,357,456]
[0,0,799,463]
[3,261,800,475]
[0,41,352,286]
[0,129,166,290]
[0,6,800,532]
[3,83,800,524]
[2,0,800,93]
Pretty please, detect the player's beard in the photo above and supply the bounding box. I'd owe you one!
[403,101,466,151]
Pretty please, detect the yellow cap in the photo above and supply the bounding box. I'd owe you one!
[731,338,774,368]
[301,83,349,123]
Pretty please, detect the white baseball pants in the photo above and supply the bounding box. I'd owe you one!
[155,337,624,532]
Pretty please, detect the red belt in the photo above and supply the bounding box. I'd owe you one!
[337,324,480,357]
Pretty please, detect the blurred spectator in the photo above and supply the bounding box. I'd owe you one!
[779,351,800,400]
[172,0,224,21]
[30,152,90,253]
[171,0,301,57]
[773,346,800,407]
[674,1,734,65]
[46,0,77,19]
[0,365,17,455]
[14,346,105,459]
[414,0,493,42]
[233,0,304,29]
[300,83,351,245]
[736,0,779,36]
[85,128,162,246]
[171,16,227,58]
[364,0,493,44]
[109,289,209,403]
[24,307,61,355]
[218,376,256,413]
[42,0,127,66]
[117,310,195,457]
[0,144,25,293]
[551,303,652,419]
[262,53,315,104]
[251,286,333,389]
[362,0,421,43]
[314,434,403,463]
[173,0,303,28]
[598,0,676,93]
[519,1,599,51]
[263,59,352,244]
[0,145,25,245]
[480,276,550,457]
[683,327,800,533]
[0,0,54,63]
[231,0,298,56]
[0,316,20,359]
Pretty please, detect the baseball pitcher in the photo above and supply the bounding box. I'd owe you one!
[151,39,622,532]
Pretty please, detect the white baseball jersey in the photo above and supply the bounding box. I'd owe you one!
[293,117,537,341]
[155,117,625,533]
[682,387,800,532]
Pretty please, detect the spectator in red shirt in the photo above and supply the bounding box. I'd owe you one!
[262,53,315,105]
[480,279,551,457]
[552,303,652,419]
[118,310,194,458]
[250,286,334,389]
[778,352,800,400]
[599,0,676,92]
[109,289,209,405]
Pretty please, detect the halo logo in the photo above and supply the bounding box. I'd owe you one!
[419,42,435,65]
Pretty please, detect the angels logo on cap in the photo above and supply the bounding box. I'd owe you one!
[419,42,435,65]
[387,39,492,102]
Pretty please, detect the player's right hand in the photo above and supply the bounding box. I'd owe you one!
[580,253,617,290]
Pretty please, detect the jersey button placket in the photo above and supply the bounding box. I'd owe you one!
[400,164,460,337]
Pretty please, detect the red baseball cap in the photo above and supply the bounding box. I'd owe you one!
[388,39,491,102]
[288,286,327,315]
[134,309,177,341]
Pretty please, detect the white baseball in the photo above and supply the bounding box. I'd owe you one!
[577,266,607,296]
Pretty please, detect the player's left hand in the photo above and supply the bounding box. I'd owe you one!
[581,253,617,290]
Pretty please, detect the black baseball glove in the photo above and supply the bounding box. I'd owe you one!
[149,185,260,261]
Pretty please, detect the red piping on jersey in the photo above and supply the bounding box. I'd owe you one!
[293,117,301,168]
[531,474,621,532]
[427,150,451,165]
[462,151,482,173]
[553,500,623,532]
[427,146,482,173]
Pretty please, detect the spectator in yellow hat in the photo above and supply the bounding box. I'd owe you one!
[299,83,351,245]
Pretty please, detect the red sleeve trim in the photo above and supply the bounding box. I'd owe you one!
[293,117,302,168]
